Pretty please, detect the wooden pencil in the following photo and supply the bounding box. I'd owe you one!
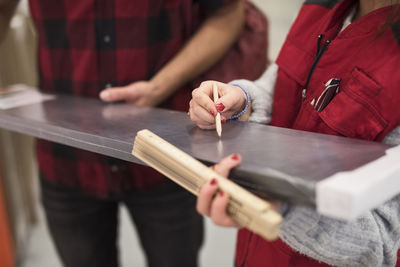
[213,83,222,137]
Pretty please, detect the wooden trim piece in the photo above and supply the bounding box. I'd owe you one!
[132,129,282,241]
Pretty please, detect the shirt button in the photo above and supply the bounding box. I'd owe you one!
[104,35,111,43]
[105,83,112,88]
[111,165,119,172]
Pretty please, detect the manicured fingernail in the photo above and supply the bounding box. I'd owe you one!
[216,103,225,112]
[231,154,239,160]
[221,117,226,124]
[219,190,224,197]
[210,178,217,186]
[210,109,216,116]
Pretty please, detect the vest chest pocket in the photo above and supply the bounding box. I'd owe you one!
[318,67,388,141]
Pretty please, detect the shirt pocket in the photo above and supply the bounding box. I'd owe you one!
[318,67,387,141]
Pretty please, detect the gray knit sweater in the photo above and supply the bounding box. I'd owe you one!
[232,66,400,267]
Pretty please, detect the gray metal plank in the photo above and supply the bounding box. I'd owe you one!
[0,95,390,206]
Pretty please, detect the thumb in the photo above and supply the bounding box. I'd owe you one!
[212,154,242,177]
[100,86,137,102]
[216,86,246,115]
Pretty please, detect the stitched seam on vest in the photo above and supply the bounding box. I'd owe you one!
[391,20,400,46]
[304,0,341,9]
[342,88,388,128]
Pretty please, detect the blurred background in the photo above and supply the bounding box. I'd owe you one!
[0,1,303,266]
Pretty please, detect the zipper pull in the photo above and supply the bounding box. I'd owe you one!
[302,88,307,101]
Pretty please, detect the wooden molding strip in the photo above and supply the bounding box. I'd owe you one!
[132,129,282,241]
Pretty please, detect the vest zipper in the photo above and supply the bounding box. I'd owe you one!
[302,35,331,101]
[316,34,323,55]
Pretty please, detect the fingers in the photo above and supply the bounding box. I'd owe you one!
[190,82,217,121]
[189,82,227,129]
[217,85,247,117]
[213,154,242,177]
[196,154,242,227]
[209,191,239,227]
[99,86,139,102]
[189,81,247,129]
[189,98,215,129]
[188,106,226,130]
[197,178,218,216]
[197,179,238,227]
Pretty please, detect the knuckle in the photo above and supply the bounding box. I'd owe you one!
[192,91,202,102]
[200,81,208,88]
[191,103,198,114]
[191,89,198,98]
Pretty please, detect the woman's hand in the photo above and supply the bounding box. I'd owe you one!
[197,154,242,227]
[197,153,283,228]
[189,81,247,130]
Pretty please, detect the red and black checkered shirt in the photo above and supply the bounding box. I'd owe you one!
[29,0,236,197]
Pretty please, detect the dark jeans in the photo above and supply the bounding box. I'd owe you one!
[40,177,204,267]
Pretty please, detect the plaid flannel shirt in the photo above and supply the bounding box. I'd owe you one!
[30,0,236,197]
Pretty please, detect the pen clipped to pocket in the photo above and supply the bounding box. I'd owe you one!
[314,78,341,112]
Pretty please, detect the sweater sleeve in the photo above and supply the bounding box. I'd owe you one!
[280,129,400,267]
[229,63,278,124]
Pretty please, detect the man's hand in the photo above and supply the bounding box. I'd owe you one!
[99,80,166,107]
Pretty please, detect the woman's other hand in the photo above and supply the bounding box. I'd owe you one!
[197,153,283,228]
[196,154,242,227]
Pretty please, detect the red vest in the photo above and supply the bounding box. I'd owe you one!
[236,0,400,266]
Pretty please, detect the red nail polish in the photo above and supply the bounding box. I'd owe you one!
[219,190,224,197]
[216,103,225,112]
[210,110,216,116]
[231,154,239,160]
[210,178,217,186]
[221,117,226,124]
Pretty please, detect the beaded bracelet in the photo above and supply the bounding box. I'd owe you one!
[227,83,250,121]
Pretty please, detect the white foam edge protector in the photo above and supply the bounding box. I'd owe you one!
[316,145,400,221]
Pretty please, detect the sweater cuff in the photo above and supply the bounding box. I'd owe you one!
[229,63,277,124]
